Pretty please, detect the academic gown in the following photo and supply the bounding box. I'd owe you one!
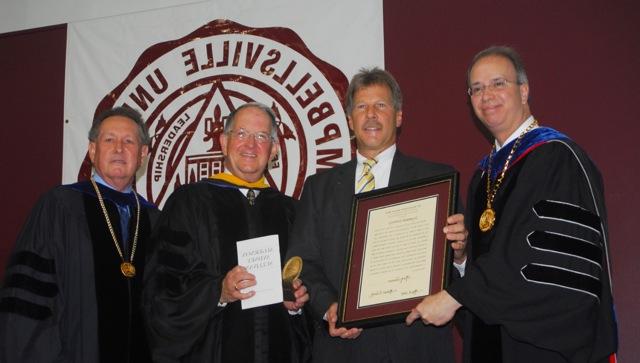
[447,128,617,363]
[143,179,310,363]
[0,181,158,363]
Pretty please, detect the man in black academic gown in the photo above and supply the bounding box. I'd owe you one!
[0,107,157,362]
[406,46,618,363]
[143,102,310,363]
[286,68,469,363]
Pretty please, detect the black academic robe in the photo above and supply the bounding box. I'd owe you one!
[143,180,310,363]
[447,130,617,363]
[0,181,158,363]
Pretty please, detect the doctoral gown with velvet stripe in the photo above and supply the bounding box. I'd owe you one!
[447,129,617,363]
[0,181,158,363]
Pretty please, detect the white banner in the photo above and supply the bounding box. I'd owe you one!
[64,0,384,206]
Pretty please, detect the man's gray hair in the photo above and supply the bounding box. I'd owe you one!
[345,67,403,114]
[88,106,151,146]
[224,102,279,141]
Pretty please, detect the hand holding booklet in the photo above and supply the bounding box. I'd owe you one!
[236,235,283,310]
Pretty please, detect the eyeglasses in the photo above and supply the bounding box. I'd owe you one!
[467,78,518,97]
[227,129,273,144]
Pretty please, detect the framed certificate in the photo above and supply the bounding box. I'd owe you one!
[337,172,458,328]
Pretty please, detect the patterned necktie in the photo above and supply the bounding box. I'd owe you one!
[247,189,256,206]
[356,158,377,193]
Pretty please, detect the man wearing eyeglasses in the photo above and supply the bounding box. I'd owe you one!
[143,102,311,362]
[286,68,468,363]
[406,46,617,363]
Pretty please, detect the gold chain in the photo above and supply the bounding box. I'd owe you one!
[90,178,140,278]
[479,120,538,232]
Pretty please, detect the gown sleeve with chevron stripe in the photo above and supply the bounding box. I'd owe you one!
[447,130,617,363]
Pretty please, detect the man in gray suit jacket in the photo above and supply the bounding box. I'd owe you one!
[286,68,468,363]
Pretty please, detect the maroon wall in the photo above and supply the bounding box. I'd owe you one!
[0,25,66,278]
[384,1,639,361]
[1,1,638,360]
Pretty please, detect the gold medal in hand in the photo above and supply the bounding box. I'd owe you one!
[282,256,303,301]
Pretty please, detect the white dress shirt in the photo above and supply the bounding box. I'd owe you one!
[354,144,396,192]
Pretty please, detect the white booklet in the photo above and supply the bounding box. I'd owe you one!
[236,234,283,310]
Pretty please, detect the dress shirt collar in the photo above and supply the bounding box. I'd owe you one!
[92,173,133,194]
[356,144,396,165]
[495,115,537,151]
[224,171,261,199]
[355,144,396,191]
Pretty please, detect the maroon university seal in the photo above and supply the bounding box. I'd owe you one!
[78,19,352,206]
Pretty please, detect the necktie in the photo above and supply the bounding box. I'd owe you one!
[116,204,131,252]
[247,189,256,206]
[356,158,377,193]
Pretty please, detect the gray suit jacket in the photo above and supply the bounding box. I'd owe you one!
[287,151,456,363]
